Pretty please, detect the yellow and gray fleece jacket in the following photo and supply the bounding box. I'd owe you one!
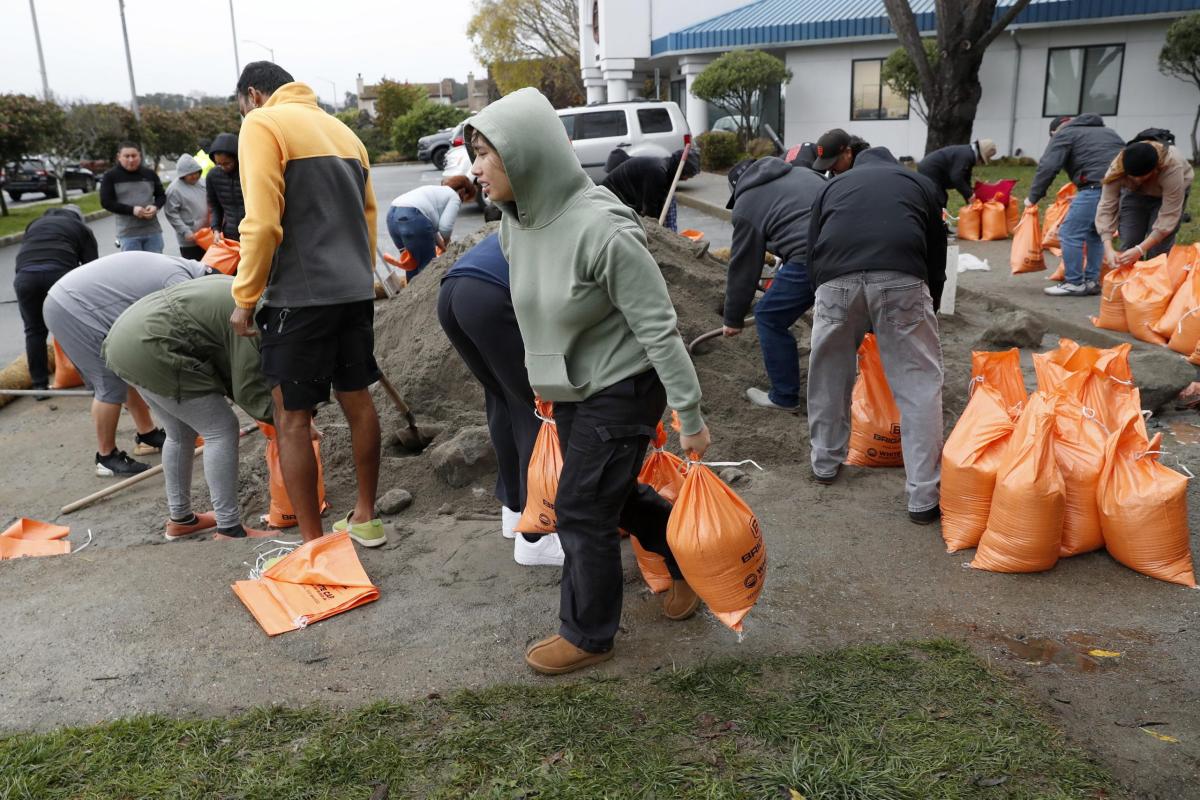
[232,82,377,309]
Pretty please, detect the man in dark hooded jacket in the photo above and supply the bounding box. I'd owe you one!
[206,132,245,241]
[600,149,698,230]
[917,138,997,208]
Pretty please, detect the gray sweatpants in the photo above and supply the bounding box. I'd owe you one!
[138,389,243,529]
[807,269,944,512]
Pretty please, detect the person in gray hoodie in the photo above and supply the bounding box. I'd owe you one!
[164,154,209,260]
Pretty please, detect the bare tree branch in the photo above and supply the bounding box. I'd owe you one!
[978,0,1034,51]
[883,0,937,96]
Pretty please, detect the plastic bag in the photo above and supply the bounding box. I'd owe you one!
[846,334,903,468]
[1005,196,1020,235]
[259,422,330,528]
[1091,265,1133,332]
[972,393,1066,573]
[971,348,1027,415]
[941,383,1016,552]
[1010,206,1045,274]
[633,422,685,593]
[957,198,982,241]
[981,199,1008,241]
[1051,397,1108,557]
[202,236,240,276]
[1041,183,1076,254]
[51,339,84,389]
[193,227,215,251]
[667,463,765,632]
[516,400,561,534]
[1098,411,1197,587]
[232,531,380,635]
[0,517,71,560]
[1121,255,1172,345]
[973,179,1017,204]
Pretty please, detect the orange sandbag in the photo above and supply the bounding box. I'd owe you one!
[259,422,329,528]
[970,348,1027,415]
[51,339,84,389]
[1010,206,1045,274]
[1163,242,1196,290]
[1033,340,1137,430]
[981,199,1008,241]
[232,531,380,635]
[0,517,71,560]
[957,198,982,241]
[516,400,561,534]
[1041,183,1076,253]
[1169,300,1200,356]
[193,226,215,250]
[1051,398,1107,557]
[633,422,685,593]
[396,245,447,272]
[1091,265,1133,332]
[941,383,1016,552]
[202,236,240,275]
[1122,255,1172,345]
[971,393,1065,573]
[1153,267,1199,339]
[846,334,902,467]
[1098,411,1197,587]
[667,463,765,632]
[1006,196,1020,235]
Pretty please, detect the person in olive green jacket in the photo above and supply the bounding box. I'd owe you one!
[467,87,713,676]
[103,275,273,541]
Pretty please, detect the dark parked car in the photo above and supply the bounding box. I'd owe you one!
[417,126,455,170]
[3,159,96,201]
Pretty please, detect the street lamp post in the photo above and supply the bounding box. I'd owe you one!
[316,77,338,111]
[242,39,275,62]
[117,0,140,122]
[28,0,51,101]
[229,0,240,80]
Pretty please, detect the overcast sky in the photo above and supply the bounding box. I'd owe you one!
[7,0,486,106]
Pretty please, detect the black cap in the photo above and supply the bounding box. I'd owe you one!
[1049,116,1072,135]
[725,158,756,209]
[1123,142,1159,177]
[812,129,851,171]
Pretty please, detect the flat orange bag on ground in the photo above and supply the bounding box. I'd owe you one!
[232,531,380,635]
[957,199,982,241]
[1010,206,1045,274]
[202,236,240,275]
[1122,255,1172,345]
[981,199,1008,241]
[516,400,561,534]
[1098,411,1197,587]
[633,422,684,593]
[941,383,1016,552]
[0,518,71,560]
[972,393,1065,573]
[667,463,765,632]
[259,423,329,528]
[1041,183,1076,254]
[1006,196,1020,234]
[1051,395,1107,557]
[1092,265,1134,332]
[971,348,1027,414]
[193,227,215,250]
[846,334,903,467]
[51,339,83,389]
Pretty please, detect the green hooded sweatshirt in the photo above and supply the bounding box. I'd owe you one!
[467,88,704,435]
[102,274,273,423]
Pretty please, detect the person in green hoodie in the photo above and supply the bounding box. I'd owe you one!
[466,88,712,676]
[103,275,274,541]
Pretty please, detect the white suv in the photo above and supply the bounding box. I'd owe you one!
[556,101,691,182]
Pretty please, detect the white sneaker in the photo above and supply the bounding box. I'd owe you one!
[746,387,801,412]
[501,506,520,539]
[514,533,565,567]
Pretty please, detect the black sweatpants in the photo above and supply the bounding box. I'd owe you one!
[1119,189,1189,258]
[553,369,683,653]
[436,275,539,511]
[13,267,71,387]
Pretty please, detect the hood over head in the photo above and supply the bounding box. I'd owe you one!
[851,146,899,167]
[726,156,792,209]
[465,88,592,228]
[666,148,700,180]
[44,204,85,223]
[175,153,202,178]
[1065,113,1106,130]
[209,132,239,158]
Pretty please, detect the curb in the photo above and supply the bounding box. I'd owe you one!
[675,191,731,222]
[0,209,112,249]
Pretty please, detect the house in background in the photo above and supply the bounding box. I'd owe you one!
[355,74,491,118]
[579,0,1200,159]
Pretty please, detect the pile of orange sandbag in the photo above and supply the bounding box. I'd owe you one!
[958,195,1021,242]
[1092,246,1200,362]
[941,342,1197,587]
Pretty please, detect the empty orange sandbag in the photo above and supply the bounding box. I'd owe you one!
[1006,196,1020,234]
[51,339,84,389]
[1041,182,1076,253]
[1091,265,1133,332]
[516,400,561,534]
[633,422,685,593]
[941,383,1016,552]
[1051,398,1107,557]
[1098,411,1197,587]
[202,236,240,275]
[259,422,329,528]
[667,463,765,632]
[1010,206,1045,274]
[972,393,1065,573]
[971,348,1027,415]
[957,198,982,241]
[1122,255,1172,345]
[193,226,215,250]
[981,199,1008,241]
[232,531,380,635]
[0,517,71,560]
[846,334,902,467]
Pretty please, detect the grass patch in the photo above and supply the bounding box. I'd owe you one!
[0,192,103,238]
[0,640,1116,799]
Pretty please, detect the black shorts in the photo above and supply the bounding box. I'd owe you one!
[257,300,381,411]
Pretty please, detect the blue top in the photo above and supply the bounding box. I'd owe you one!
[442,232,509,290]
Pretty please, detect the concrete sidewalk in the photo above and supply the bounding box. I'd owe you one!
[675,171,732,220]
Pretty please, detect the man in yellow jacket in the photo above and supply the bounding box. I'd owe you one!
[228,61,384,548]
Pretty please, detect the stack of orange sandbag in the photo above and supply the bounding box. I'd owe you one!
[1092,245,1200,358]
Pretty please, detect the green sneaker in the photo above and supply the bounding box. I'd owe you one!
[333,513,387,548]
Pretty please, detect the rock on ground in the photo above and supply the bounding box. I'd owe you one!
[1130,348,1200,412]
[378,488,413,515]
[429,426,497,488]
[977,310,1047,349]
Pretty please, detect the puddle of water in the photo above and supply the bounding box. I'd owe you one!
[1160,418,1200,447]
[999,636,1114,673]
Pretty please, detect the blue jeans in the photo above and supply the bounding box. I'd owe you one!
[754,261,815,408]
[386,206,437,278]
[1058,185,1102,285]
[119,233,164,253]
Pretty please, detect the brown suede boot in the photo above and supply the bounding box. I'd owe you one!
[524,634,614,675]
[662,579,701,621]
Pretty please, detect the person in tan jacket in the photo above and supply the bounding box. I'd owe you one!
[1096,140,1194,267]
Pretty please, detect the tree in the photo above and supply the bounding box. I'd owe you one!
[690,50,792,145]
[374,80,425,132]
[881,39,941,123]
[491,57,584,107]
[883,0,1033,154]
[182,104,242,147]
[468,0,582,103]
[391,100,468,159]
[141,107,197,169]
[42,103,139,202]
[0,94,63,215]
[1160,12,1200,162]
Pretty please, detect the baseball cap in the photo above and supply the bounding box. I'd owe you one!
[812,129,851,171]
[725,158,756,209]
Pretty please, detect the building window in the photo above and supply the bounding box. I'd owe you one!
[851,58,909,121]
[1044,44,1124,117]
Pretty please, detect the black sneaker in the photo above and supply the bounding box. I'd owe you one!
[812,465,841,485]
[909,506,941,525]
[95,449,151,477]
[32,383,50,401]
[134,427,167,455]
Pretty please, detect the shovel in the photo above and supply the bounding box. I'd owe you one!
[376,375,435,452]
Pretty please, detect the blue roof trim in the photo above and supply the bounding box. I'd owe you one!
[650,0,1200,56]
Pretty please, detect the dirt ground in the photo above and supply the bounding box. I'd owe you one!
[1,224,1198,798]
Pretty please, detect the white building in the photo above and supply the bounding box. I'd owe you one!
[578,0,1200,159]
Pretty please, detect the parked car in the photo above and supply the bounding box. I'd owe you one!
[417,126,456,170]
[710,115,760,136]
[556,100,691,182]
[3,159,96,201]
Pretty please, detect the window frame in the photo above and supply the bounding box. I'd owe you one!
[1041,43,1125,118]
[574,109,629,140]
[849,57,909,122]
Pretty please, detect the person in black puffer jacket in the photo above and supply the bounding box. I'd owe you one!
[206,132,245,241]
[601,149,699,231]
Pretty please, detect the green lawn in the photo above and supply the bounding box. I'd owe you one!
[0,640,1116,799]
[0,192,104,239]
